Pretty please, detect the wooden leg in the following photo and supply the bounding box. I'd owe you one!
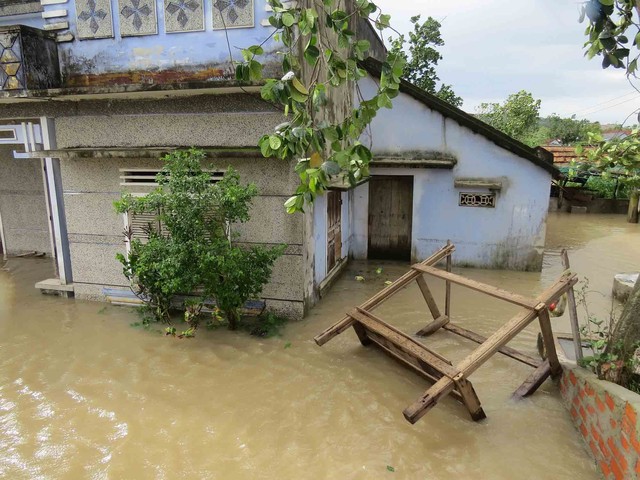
[561,250,583,363]
[454,375,487,421]
[513,360,551,398]
[445,243,452,318]
[538,309,562,378]
[352,322,371,346]
[416,315,449,337]
[416,275,441,320]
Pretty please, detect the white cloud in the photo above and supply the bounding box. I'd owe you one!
[375,0,639,124]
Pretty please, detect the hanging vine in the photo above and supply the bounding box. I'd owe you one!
[232,0,405,213]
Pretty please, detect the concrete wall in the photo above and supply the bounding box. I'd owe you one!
[0,146,52,255]
[60,155,305,318]
[561,365,640,479]
[353,77,552,271]
[0,0,282,85]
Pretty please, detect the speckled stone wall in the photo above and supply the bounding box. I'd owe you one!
[0,146,52,256]
[561,365,640,479]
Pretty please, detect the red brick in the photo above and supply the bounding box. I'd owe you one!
[571,406,579,419]
[622,418,634,437]
[591,425,601,442]
[621,434,630,452]
[596,395,606,412]
[625,403,637,426]
[600,460,611,477]
[587,404,596,416]
[610,418,617,429]
[580,406,587,421]
[630,434,640,456]
[607,438,627,471]
[570,371,577,385]
[580,424,589,438]
[585,383,595,397]
[606,392,616,411]
[592,441,602,458]
[599,438,611,458]
[635,459,640,474]
[610,458,624,480]
[573,395,581,407]
[579,387,586,400]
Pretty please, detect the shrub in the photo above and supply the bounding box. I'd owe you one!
[114,148,285,335]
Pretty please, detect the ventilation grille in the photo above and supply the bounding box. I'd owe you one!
[119,169,225,187]
[459,192,496,208]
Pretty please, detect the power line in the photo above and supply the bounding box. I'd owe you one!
[571,91,639,116]
[579,97,640,117]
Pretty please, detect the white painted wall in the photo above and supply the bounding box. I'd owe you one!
[353,77,552,271]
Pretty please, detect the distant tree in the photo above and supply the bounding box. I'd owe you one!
[390,15,463,107]
[476,90,541,146]
[545,114,601,145]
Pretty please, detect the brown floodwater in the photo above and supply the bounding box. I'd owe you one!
[0,212,638,479]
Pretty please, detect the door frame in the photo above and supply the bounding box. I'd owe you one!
[367,174,414,261]
[326,190,342,273]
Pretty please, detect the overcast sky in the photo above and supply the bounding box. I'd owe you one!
[374,0,640,125]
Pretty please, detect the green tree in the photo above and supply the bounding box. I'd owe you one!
[115,149,284,333]
[389,15,463,107]
[476,90,542,146]
[545,114,601,145]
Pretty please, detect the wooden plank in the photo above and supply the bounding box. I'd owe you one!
[416,315,450,337]
[445,244,452,318]
[442,323,541,368]
[538,308,562,378]
[454,376,487,421]
[403,273,578,423]
[348,309,460,379]
[314,244,454,346]
[412,264,539,309]
[365,332,465,404]
[561,249,583,363]
[354,307,452,365]
[416,276,441,320]
[512,360,551,398]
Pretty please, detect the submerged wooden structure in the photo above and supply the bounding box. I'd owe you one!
[314,243,579,424]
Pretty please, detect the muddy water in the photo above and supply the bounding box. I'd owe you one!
[0,213,637,479]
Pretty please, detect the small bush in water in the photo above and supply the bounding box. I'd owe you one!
[115,148,285,335]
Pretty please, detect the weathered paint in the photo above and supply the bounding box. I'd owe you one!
[351,76,552,271]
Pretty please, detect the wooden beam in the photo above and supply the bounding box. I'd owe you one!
[441,323,541,368]
[403,273,578,424]
[348,309,460,379]
[352,322,372,346]
[513,360,551,398]
[412,264,539,310]
[561,249,583,363]
[538,308,562,378]
[415,275,442,320]
[314,244,454,346]
[416,315,450,337]
[454,375,487,421]
[366,332,465,404]
[445,243,452,318]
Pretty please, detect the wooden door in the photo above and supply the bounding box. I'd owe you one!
[327,191,342,272]
[368,176,413,261]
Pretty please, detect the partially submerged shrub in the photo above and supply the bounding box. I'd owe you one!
[115,148,285,335]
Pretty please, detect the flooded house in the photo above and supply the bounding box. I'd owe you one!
[0,0,556,319]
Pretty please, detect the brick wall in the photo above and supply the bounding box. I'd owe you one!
[560,365,640,479]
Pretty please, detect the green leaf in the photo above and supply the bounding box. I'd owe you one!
[269,135,282,150]
[282,12,295,27]
[386,465,395,472]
